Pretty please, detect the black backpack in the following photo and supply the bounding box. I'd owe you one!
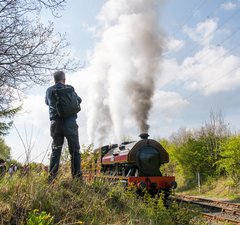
[54,85,81,118]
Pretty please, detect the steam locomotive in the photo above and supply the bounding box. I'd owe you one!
[86,133,177,196]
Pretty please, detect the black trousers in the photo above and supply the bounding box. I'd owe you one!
[49,118,82,179]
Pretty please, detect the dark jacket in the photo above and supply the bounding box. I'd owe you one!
[45,83,82,121]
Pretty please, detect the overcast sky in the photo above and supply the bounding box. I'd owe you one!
[5,0,240,163]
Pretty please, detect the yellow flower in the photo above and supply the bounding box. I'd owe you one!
[45,214,51,219]
[33,209,39,213]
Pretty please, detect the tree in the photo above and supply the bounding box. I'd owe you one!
[167,111,231,187]
[198,110,230,161]
[217,135,240,184]
[0,137,11,160]
[0,107,19,135]
[0,0,78,134]
[174,137,214,180]
[160,138,177,176]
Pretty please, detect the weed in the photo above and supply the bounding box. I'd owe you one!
[0,172,205,225]
[27,209,54,225]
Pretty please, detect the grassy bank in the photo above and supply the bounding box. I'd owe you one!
[0,172,204,225]
[176,176,240,201]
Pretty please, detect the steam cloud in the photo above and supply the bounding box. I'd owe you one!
[87,0,163,144]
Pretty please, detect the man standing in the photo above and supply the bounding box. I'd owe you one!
[45,71,82,181]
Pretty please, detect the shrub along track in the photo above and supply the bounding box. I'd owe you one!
[172,194,240,224]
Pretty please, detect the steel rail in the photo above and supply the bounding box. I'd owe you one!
[173,194,240,224]
[202,212,240,225]
[176,194,240,211]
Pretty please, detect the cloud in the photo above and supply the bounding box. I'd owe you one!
[155,34,240,98]
[18,95,48,127]
[164,37,185,53]
[221,2,237,10]
[156,58,182,88]
[162,15,240,97]
[181,46,240,95]
[81,22,97,34]
[151,90,189,122]
[183,18,218,46]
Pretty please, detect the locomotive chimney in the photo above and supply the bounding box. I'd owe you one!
[139,133,149,140]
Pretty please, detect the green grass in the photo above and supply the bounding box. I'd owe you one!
[0,172,205,225]
[176,176,240,201]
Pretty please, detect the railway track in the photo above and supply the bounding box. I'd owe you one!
[173,194,240,224]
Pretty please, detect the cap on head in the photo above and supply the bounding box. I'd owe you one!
[54,71,65,83]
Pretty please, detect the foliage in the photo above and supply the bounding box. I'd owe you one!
[174,136,215,181]
[27,210,54,225]
[160,138,178,176]
[0,171,204,225]
[160,111,240,199]
[81,144,96,171]
[0,0,79,134]
[163,111,231,188]
[168,202,202,225]
[199,110,230,160]
[0,137,11,161]
[217,135,240,184]
[0,107,21,136]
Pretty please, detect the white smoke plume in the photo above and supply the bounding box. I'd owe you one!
[87,0,163,144]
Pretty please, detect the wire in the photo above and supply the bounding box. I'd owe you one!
[171,0,208,37]
[161,27,240,91]
[165,0,225,54]
[174,65,240,107]
[180,9,240,59]
[200,66,240,95]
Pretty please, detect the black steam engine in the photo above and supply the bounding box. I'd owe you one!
[86,133,177,196]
